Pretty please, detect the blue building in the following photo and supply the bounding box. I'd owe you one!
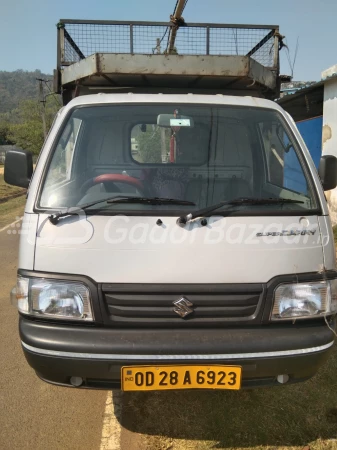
[278,65,337,224]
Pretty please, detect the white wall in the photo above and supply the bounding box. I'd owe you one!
[321,69,337,224]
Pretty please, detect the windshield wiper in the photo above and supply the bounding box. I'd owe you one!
[177,197,304,226]
[106,197,195,206]
[48,196,195,225]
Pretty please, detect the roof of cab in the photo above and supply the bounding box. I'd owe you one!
[63,93,282,112]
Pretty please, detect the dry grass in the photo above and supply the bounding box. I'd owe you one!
[0,173,25,199]
[0,193,26,229]
[0,174,26,228]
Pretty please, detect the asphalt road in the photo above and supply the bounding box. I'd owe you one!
[0,223,116,450]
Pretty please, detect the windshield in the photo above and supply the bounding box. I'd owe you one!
[39,104,318,215]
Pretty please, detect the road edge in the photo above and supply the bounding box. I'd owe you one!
[100,391,122,450]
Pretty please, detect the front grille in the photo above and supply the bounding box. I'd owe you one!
[101,284,264,327]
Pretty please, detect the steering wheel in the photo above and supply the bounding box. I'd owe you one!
[80,173,146,196]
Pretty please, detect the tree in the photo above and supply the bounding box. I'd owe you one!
[0,112,13,144]
[7,98,60,154]
[0,70,52,114]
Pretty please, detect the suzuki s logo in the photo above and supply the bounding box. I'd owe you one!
[173,297,194,318]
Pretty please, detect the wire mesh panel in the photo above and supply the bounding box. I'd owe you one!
[63,23,131,62]
[249,38,275,67]
[209,27,275,66]
[133,25,170,54]
[132,25,208,55]
[60,21,278,69]
[174,27,207,55]
[63,29,83,64]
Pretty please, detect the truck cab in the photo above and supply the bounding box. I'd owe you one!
[4,20,337,391]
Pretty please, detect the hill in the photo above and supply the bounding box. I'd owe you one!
[0,70,53,114]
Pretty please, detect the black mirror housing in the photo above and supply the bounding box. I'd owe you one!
[319,155,337,191]
[4,149,33,189]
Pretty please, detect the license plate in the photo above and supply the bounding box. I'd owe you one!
[121,365,242,391]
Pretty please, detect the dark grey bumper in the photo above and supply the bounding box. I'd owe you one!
[20,317,336,389]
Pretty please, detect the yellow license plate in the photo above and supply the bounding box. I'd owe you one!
[121,365,241,391]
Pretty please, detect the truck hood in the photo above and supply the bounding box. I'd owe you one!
[34,214,323,284]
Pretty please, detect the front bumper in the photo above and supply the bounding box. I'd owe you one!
[20,317,336,389]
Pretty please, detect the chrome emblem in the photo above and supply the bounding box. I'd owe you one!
[173,297,194,318]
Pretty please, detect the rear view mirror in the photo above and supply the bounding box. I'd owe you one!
[157,114,194,128]
[318,155,337,191]
[4,149,33,189]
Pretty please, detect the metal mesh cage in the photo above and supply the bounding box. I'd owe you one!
[209,27,275,65]
[60,21,277,69]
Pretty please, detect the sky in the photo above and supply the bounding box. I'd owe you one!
[1,0,337,81]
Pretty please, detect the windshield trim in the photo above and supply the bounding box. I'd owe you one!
[34,103,322,217]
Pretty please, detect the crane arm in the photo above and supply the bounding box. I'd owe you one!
[167,0,188,54]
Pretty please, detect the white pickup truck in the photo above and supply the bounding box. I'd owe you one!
[4,20,337,391]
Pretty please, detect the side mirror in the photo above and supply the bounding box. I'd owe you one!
[318,155,337,191]
[4,149,33,189]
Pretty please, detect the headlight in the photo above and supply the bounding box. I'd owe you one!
[272,280,337,320]
[13,276,93,321]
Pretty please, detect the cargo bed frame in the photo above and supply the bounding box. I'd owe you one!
[55,19,281,104]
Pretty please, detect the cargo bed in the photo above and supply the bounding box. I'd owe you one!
[56,20,281,103]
